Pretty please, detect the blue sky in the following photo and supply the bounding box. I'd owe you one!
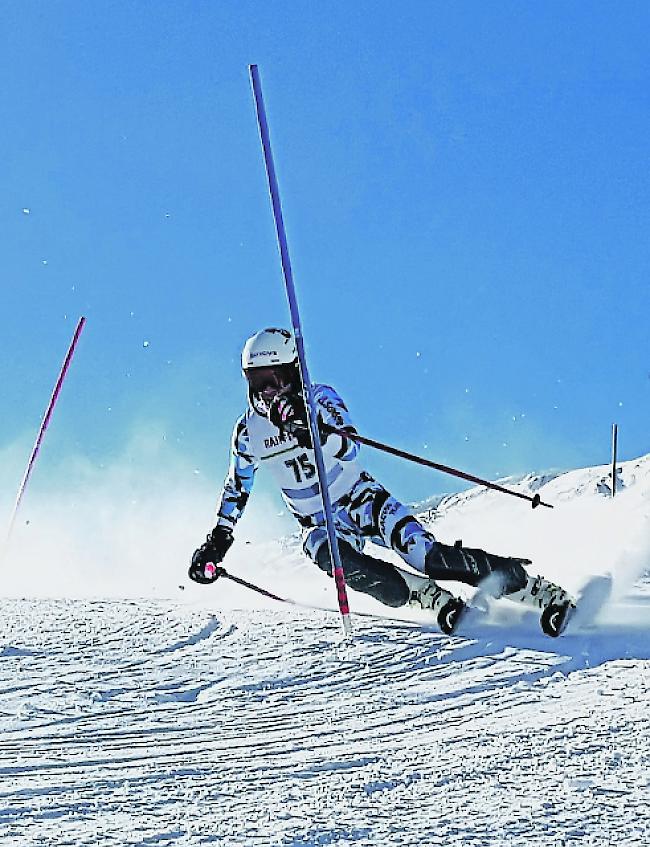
[2,1,649,509]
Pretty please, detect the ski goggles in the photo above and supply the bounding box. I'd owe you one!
[245,364,297,395]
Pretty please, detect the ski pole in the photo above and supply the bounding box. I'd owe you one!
[324,424,552,509]
[248,64,353,637]
[4,316,87,551]
[217,566,291,604]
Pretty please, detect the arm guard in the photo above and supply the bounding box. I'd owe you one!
[313,384,360,462]
[215,414,259,530]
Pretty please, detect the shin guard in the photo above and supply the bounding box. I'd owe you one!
[315,540,410,608]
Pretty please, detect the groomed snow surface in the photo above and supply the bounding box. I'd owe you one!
[1,455,649,845]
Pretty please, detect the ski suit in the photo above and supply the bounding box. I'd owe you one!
[215,385,528,607]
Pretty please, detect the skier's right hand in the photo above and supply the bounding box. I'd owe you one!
[268,393,308,436]
[268,393,327,448]
[189,526,234,584]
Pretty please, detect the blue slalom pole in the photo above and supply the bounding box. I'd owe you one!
[248,64,352,637]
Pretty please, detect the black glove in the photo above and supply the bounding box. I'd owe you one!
[189,526,234,584]
[268,393,312,448]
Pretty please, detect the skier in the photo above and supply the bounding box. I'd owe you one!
[189,328,576,636]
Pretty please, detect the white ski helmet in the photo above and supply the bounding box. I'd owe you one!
[241,328,299,414]
[241,327,297,370]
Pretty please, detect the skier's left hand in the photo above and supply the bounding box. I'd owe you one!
[189,526,233,584]
[188,561,226,584]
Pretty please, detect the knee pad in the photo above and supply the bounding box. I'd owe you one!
[303,527,328,563]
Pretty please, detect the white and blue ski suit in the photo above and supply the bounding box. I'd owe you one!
[214,385,530,607]
[215,386,437,581]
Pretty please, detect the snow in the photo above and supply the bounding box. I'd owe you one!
[1,455,649,845]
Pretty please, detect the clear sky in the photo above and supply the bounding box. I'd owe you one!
[2,1,649,511]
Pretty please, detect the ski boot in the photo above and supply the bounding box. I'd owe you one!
[507,575,576,637]
[410,581,466,635]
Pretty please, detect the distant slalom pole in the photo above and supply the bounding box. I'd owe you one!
[611,423,618,498]
[3,316,86,553]
[248,64,352,637]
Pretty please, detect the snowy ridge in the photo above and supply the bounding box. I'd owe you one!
[415,451,650,517]
[1,454,649,844]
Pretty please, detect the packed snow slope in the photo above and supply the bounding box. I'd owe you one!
[1,454,649,845]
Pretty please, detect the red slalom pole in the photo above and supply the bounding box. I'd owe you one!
[4,316,86,548]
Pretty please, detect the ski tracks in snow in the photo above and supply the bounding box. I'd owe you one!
[0,598,649,846]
